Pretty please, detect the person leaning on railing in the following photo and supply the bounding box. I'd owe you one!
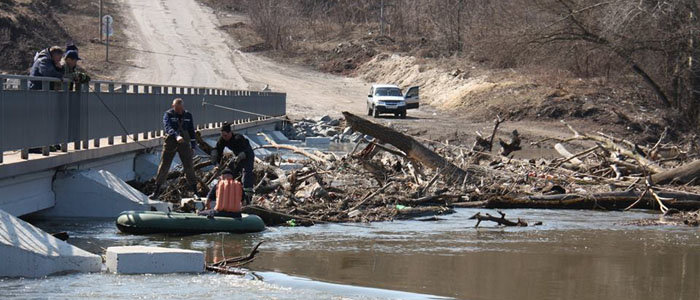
[61,49,91,91]
[29,46,64,90]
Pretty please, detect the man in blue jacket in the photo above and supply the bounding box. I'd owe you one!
[29,46,64,90]
[150,98,199,199]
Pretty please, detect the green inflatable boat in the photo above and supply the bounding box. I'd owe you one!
[116,211,266,234]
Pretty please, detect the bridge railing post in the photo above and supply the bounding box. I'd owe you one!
[150,85,157,139]
[121,84,127,143]
[107,83,115,145]
[0,78,3,164]
[81,83,89,150]
[132,84,139,142]
[60,82,69,153]
[93,82,101,148]
[19,78,29,159]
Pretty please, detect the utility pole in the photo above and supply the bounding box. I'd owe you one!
[99,0,103,40]
[380,0,385,36]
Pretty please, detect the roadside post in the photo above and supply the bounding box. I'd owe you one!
[102,15,114,61]
[99,0,103,40]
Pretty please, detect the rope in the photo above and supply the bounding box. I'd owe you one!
[87,85,152,149]
[201,100,287,121]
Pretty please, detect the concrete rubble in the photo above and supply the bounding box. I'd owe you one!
[0,209,102,277]
[106,246,205,274]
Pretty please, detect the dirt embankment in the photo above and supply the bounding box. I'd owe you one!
[1,0,131,79]
[0,0,70,74]
[197,1,683,146]
[357,54,677,144]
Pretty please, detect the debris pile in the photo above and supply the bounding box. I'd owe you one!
[281,115,367,143]
[134,112,700,227]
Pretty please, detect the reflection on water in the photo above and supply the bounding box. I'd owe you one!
[17,209,700,299]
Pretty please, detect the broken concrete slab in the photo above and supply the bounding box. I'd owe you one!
[0,209,101,277]
[105,246,204,274]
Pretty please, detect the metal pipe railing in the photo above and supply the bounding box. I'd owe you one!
[0,74,286,163]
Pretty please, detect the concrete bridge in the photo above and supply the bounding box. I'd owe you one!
[0,74,286,217]
[0,74,286,277]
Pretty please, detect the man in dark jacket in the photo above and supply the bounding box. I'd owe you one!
[212,122,255,198]
[62,50,91,90]
[29,46,64,90]
[150,98,199,199]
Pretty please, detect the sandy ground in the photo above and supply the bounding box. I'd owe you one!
[116,0,580,158]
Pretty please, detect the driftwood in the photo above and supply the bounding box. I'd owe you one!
[488,115,504,152]
[469,211,533,227]
[207,241,263,275]
[473,115,503,152]
[347,181,394,211]
[343,111,476,184]
[554,143,585,166]
[651,160,700,185]
[484,190,700,210]
[195,131,215,154]
[499,130,521,156]
[561,120,665,173]
[394,206,455,219]
[399,194,463,206]
[242,205,317,226]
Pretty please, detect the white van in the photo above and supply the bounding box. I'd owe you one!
[366,84,420,118]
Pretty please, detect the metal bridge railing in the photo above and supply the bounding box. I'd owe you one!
[0,74,286,164]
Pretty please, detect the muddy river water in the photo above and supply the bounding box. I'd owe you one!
[2,208,699,299]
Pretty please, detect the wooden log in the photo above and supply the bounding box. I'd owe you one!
[242,205,317,226]
[498,130,521,156]
[399,194,463,206]
[394,206,455,219]
[554,143,584,166]
[347,181,393,211]
[195,131,215,154]
[343,112,478,184]
[469,211,530,227]
[651,160,700,185]
[484,190,700,210]
[487,115,503,152]
[211,241,263,268]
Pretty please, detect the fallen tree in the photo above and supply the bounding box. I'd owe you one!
[343,111,479,185]
[651,160,700,185]
[484,190,700,210]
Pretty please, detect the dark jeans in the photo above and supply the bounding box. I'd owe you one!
[227,155,255,189]
[154,135,197,188]
[197,209,242,218]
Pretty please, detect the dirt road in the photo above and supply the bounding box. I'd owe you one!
[119,0,576,154]
[121,0,367,119]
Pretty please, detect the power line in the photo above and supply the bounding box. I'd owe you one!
[201,98,287,121]
[87,85,152,149]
